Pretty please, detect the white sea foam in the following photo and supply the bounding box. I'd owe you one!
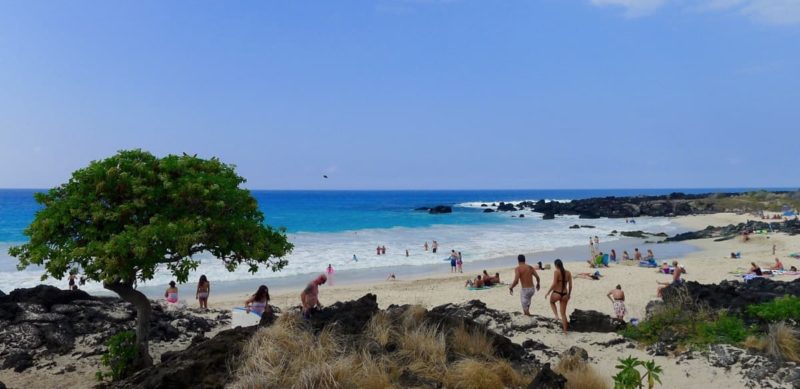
[0,216,680,293]
[456,199,571,209]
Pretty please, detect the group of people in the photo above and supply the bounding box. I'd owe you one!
[424,240,439,253]
[508,255,576,333]
[162,275,211,309]
[465,269,500,288]
[748,258,795,276]
[449,250,464,273]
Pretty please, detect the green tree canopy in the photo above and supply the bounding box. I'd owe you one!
[9,149,292,370]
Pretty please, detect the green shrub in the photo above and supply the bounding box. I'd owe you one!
[96,330,137,382]
[693,312,748,345]
[620,308,748,348]
[747,296,800,322]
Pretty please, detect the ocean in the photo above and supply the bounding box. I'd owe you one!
[0,188,761,294]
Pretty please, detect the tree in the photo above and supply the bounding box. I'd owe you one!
[9,149,292,370]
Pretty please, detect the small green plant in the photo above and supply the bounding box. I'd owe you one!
[693,312,748,345]
[747,296,800,322]
[613,356,662,389]
[96,330,137,382]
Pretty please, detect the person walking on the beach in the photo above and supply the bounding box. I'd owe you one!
[326,264,335,285]
[432,240,438,254]
[449,250,458,273]
[196,275,210,310]
[456,251,463,273]
[301,274,327,319]
[607,284,626,320]
[509,254,541,316]
[545,259,572,333]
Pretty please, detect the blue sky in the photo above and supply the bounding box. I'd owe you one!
[0,1,798,190]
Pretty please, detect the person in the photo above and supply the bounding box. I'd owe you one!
[493,272,501,284]
[622,251,630,261]
[791,266,798,272]
[326,264,335,285]
[79,276,86,286]
[594,236,600,250]
[381,245,387,255]
[646,249,655,261]
[467,275,484,288]
[657,261,684,297]
[575,270,602,280]
[68,271,77,290]
[607,285,626,320]
[610,249,617,263]
[432,240,438,254]
[537,261,544,270]
[376,246,381,256]
[424,241,429,251]
[457,252,463,273]
[748,262,763,276]
[353,254,358,262]
[196,275,210,309]
[634,248,642,261]
[771,258,784,271]
[405,249,409,257]
[482,270,494,286]
[245,285,270,315]
[165,281,179,304]
[301,274,327,319]
[449,250,458,273]
[545,259,572,333]
[589,241,595,257]
[387,273,397,281]
[773,244,777,255]
[508,254,541,316]
[660,261,670,274]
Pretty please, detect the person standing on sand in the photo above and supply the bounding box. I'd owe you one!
[326,264,335,285]
[457,251,463,273]
[509,254,541,316]
[607,285,626,320]
[594,236,600,250]
[545,259,572,333]
[449,250,458,273]
[301,274,327,319]
[432,240,438,254]
[196,275,210,310]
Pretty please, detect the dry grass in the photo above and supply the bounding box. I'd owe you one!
[450,324,494,358]
[763,323,800,362]
[231,307,531,389]
[554,353,610,389]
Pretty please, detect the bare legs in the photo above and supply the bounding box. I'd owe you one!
[549,295,570,333]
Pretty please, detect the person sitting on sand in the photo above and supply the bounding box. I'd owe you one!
[387,273,397,281]
[575,270,602,280]
[657,261,683,298]
[748,262,763,276]
[537,261,544,270]
[622,251,630,261]
[196,275,210,309]
[646,249,655,261]
[164,281,179,303]
[610,249,617,263]
[493,272,501,284]
[301,275,327,319]
[791,266,798,272]
[245,285,270,315]
[545,259,572,333]
[607,285,626,320]
[634,248,642,261]
[509,254,541,316]
[771,258,784,271]
[466,275,484,288]
[482,270,495,286]
[660,261,670,274]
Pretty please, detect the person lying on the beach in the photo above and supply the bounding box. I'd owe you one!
[657,261,683,298]
[575,271,602,280]
[770,258,784,271]
[748,262,763,276]
[607,285,626,320]
[466,275,484,288]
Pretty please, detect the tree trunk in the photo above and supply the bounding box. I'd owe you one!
[104,280,154,369]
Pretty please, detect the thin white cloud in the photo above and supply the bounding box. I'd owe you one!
[589,0,800,25]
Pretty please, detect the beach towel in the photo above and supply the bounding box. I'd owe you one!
[790,253,800,259]
[467,286,492,291]
[602,254,610,266]
[639,261,658,268]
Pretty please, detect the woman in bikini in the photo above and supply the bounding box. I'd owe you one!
[245,285,270,316]
[196,275,210,310]
[545,259,572,333]
[164,281,179,304]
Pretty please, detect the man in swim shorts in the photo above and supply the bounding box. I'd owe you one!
[607,284,626,320]
[508,254,541,316]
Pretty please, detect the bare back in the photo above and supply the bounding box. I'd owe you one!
[553,270,572,294]
[609,289,625,300]
[515,264,537,288]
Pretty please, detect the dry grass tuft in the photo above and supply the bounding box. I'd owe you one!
[450,324,494,358]
[486,358,530,387]
[396,324,447,381]
[445,359,504,389]
[366,311,396,347]
[744,335,766,351]
[763,322,800,362]
[554,354,609,389]
[401,305,428,329]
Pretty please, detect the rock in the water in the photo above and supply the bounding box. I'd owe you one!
[569,224,580,229]
[528,363,567,389]
[483,208,495,213]
[497,202,517,212]
[428,205,453,214]
[569,310,626,333]
[542,213,555,220]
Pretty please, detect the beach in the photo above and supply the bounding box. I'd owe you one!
[2,212,798,388]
